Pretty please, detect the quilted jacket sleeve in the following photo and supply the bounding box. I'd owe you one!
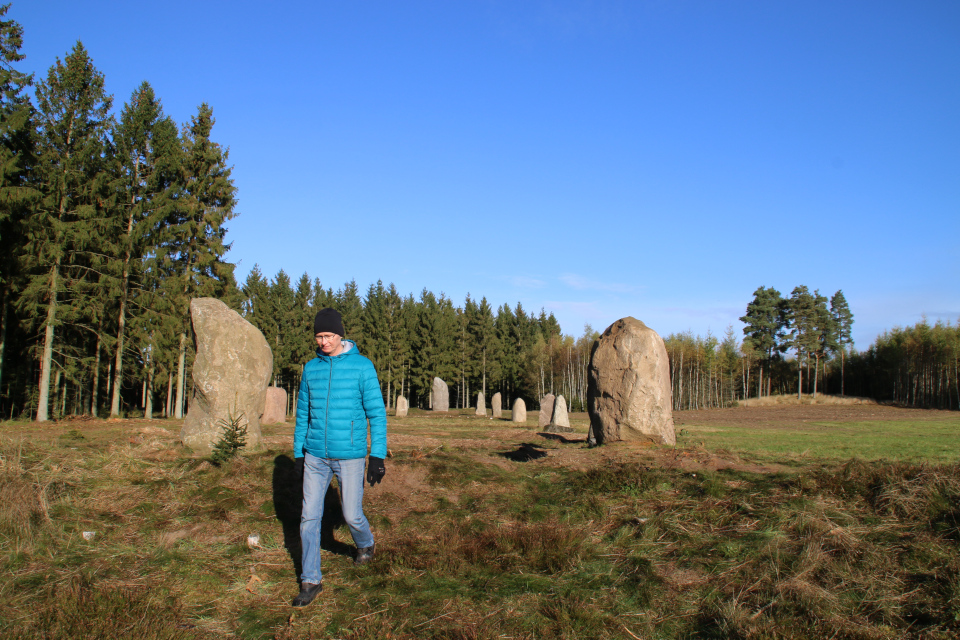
[293,370,310,458]
[361,361,388,459]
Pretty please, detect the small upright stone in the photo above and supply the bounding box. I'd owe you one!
[262,387,288,425]
[432,377,449,412]
[538,394,556,429]
[395,396,408,417]
[475,391,486,416]
[545,395,574,433]
[491,392,503,418]
[587,317,676,445]
[512,398,527,423]
[181,298,272,454]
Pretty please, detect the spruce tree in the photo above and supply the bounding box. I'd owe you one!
[0,4,33,398]
[25,42,111,421]
[162,103,237,418]
[107,82,180,416]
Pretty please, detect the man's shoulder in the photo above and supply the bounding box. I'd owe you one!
[345,351,376,371]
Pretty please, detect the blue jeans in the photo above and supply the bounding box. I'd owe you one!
[300,454,374,584]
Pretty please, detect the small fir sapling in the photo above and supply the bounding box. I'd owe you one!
[210,412,248,465]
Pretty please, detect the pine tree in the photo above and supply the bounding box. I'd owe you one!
[739,286,786,398]
[809,289,836,398]
[24,42,112,421]
[830,290,854,395]
[784,286,817,399]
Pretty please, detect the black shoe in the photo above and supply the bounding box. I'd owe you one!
[292,581,323,607]
[355,544,375,565]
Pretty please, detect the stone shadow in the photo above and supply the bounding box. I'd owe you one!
[499,443,549,462]
[538,432,587,445]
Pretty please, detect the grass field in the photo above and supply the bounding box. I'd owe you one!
[1,405,958,639]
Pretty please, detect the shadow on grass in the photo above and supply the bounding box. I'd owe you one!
[499,443,548,462]
[271,455,353,584]
[538,432,587,444]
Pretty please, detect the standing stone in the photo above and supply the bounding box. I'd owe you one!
[395,395,408,417]
[545,395,573,433]
[475,391,486,416]
[432,377,449,412]
[511,398,527,423]
[491,392,503,419]
[538,394,556,429]
[587,317,675,445]
[181,298,272,454]
[262,387,288,425]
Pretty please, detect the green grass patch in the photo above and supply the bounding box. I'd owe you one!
[679,416,960,463]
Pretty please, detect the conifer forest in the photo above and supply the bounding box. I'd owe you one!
[0,7,956,422]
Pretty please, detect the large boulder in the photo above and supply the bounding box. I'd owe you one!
[538,394,556,428]
[262,387,288,425]
[181,298,272,454]
[511,398,527,423]
[491,392,503,419]
[395,395,408,417]
[587,317,675,445]
[432,377,449,412]
[545,395,573,433]
[475,391,486,416]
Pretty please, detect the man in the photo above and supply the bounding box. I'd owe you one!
[292,307,387,607]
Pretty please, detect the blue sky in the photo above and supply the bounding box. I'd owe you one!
[14,1,959,348]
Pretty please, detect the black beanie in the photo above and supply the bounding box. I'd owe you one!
[314,308,345,337]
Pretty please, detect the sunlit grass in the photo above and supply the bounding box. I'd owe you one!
[1,408,959,639]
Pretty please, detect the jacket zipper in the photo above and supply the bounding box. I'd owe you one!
[324,357,333,456]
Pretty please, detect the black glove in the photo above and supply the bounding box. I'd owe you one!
[294,457,304,480]
[366,456,385,486]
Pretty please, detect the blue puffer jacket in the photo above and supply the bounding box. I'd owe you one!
[294,341,387,460]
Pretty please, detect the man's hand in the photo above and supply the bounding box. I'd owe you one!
[366,456,386,486]
[294,457,304,480]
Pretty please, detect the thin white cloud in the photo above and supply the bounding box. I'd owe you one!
[506,275,546,289]
[559,273,641,294]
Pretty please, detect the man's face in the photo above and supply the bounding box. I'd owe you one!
[315,332,343,356]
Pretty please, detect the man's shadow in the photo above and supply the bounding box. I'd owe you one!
[272,455,355,583]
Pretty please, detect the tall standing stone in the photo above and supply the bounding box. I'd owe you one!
[475,391,486,416]
[261,387,288,425]
[432,377,449,412]
[512,398,527,423]
[491,392,503,418]
[395,395,408,417]
[545,395,573,433]
[181,298,272,454]
[538,394,556,429]
[587,317,675,445]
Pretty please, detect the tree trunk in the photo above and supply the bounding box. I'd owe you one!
[37,264,59,422]
[144,363,154,419]
[0,293,7,394]
[165,371,173,418]
[175,333,186,418]
[90,332,102,417]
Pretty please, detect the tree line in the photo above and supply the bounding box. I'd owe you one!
[0,8,239,421]
[240,267,597,414]
[666,285,854,409]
